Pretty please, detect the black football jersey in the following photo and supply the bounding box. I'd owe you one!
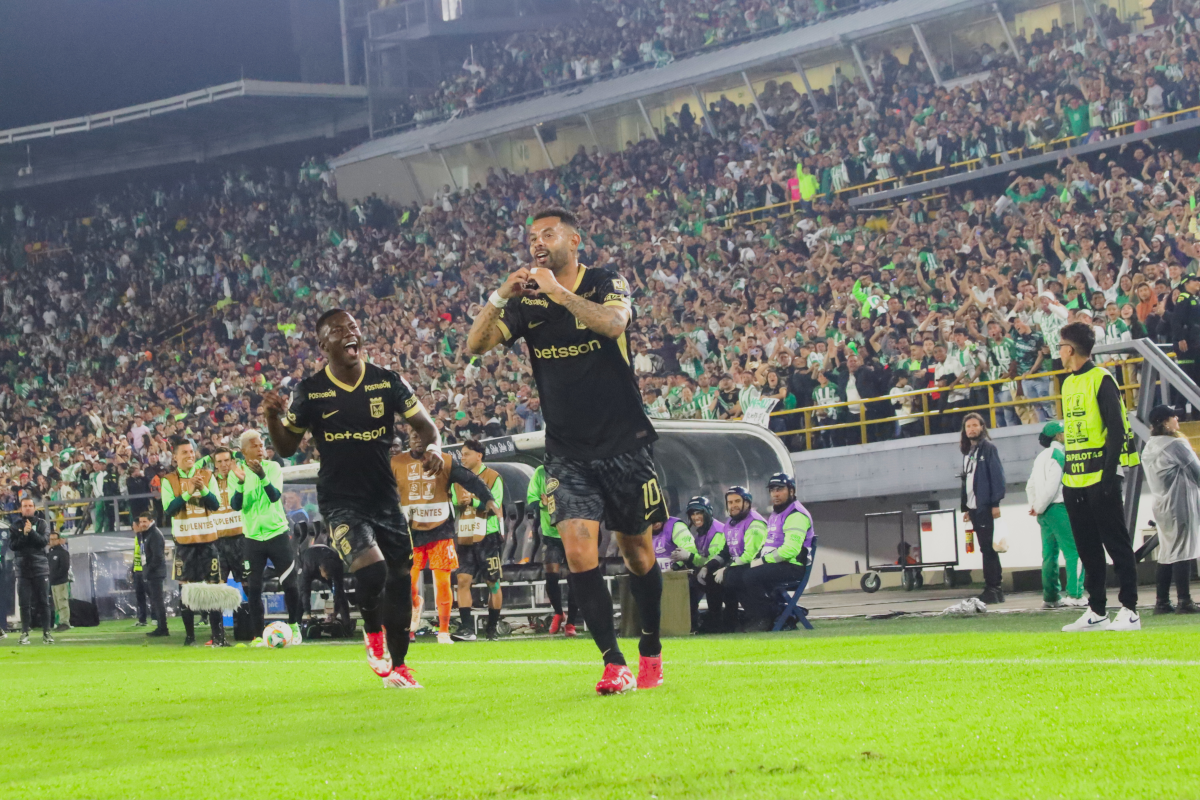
[285,361,420,511]
[497,264,656,460]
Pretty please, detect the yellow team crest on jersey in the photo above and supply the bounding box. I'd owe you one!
[369,396,384,418]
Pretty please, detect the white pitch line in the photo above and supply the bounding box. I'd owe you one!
[133,656,1200,668]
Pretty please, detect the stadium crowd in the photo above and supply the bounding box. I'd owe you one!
[394,0,1195,148]
[401,0,871,125]
[2,2,1200,518]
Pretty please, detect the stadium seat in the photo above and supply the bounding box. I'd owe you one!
[771,535,818,632]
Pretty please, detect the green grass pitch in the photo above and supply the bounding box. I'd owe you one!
[4,612,1200,799]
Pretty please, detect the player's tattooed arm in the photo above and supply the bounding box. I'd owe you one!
[556,292,630,339]
[262,391,303,458]
[466,301,507,354]
[530,267,630,339]
[467,268,532,354]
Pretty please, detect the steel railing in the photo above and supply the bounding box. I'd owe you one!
[31,492,159,536]
[713,103,1200,227]
[763,355,1149,450]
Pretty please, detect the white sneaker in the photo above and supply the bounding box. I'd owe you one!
[1061,596,1089,608]
[1062,609,1110,632]
[1109,606,1141,631]
[290,624,303,646]
[1042,599,1063,609]
[437,631,454,645]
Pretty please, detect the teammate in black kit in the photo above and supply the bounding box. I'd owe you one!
[468,206,668,695]
[263,308,444,689]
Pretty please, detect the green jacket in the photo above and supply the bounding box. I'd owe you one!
[526,465,557,539]
[230,461,288,542]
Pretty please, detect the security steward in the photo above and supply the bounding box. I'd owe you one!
[676,496,726,633]
[713,486,767,632]
[10,497,53,645]
[1172,273,1200,413]
[134,509,170,637]
[131,523,149,628]
[650,514,698,572]
[211,448,248,585]
[1058,322,1142,632]
[731,473,813,631]
[452,439,506,641]
[392,444,497,644]
[162,435,228,647]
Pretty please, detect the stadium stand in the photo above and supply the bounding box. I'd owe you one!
[2,0,1200,526]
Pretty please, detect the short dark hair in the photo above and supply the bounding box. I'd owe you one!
[531,206,578,230]
[315,308,348,335]
[135,509,156,522]
[170,435,192,453]
[212,446,232,459]
[463,439,485,455]
[1059,321,1095,356]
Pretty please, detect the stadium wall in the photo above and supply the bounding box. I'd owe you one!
[798,424,1156,582]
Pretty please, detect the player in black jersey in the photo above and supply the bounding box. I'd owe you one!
[467,206,668,695]
[263,308,444,689]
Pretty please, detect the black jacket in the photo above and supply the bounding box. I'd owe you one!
[126,475,152,512]
[141,525,167,577]
[833,363,892,420]
[960,439,1007,511]
[48,544,71,585]
[1172,291,1200,349]
[9,516,50,560]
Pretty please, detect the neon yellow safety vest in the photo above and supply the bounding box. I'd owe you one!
[1061,365,1139,488]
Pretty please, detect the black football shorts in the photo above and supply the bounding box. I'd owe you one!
[541,535,566,565]
[173,542,221,584]
[456,533,503,584]
[324,505,414,571]
[544,444,668,536]
[216,535,247,582]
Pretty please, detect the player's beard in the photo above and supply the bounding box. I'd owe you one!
[548,245,575,276]
[535,244,569,274]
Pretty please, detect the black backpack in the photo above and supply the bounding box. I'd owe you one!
[68,598,100,627]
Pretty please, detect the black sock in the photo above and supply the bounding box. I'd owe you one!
[209,612,224,642]
[283,584,301,625]
[182,608,196,639]
[355,561,388,635]
[629,562,663,658]
[567,591,578,625]
[546,575,563,615]
[568,567,623,666]
[487,607,500,632]
[381,562,412,666]
[459,607,473,630]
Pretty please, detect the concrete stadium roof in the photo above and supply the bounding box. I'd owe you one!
[0,80,368,192]
[331,0,985,168]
